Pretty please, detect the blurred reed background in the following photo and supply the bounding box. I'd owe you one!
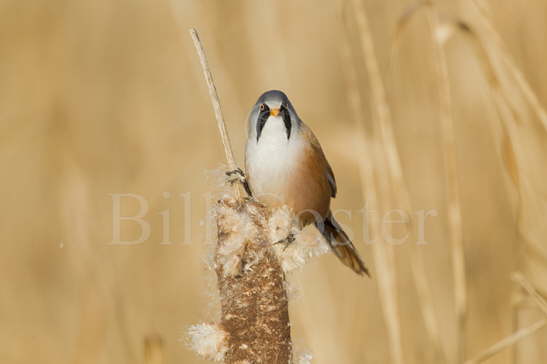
[1,0,546,363]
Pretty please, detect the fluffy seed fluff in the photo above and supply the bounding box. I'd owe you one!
[295,353,313,364]
[187,323,228,362]
[215,203,260,277]
[268,205,330,272]
[214,201,329,276]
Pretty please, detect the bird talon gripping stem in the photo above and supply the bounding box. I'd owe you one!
[225,168,253,197]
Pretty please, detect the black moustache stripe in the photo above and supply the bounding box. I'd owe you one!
[256,109,269,142]
[281,107,291,140]
[255,104,292,142]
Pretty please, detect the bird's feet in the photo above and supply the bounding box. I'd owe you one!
[273,232,295,251]
[225,167,245,182]
[225,168,253,198]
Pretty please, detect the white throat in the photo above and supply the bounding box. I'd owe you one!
[258,115,288,146]
[245,116,303,200]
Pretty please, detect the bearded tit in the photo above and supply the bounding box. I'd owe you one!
[244,90,369,276]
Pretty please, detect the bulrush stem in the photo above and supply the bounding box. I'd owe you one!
[187,28,292,364]
[215,199,292,363]
[189,28,241,199]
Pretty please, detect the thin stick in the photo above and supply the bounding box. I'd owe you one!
[512,272,547,316]
[425,6,467,364]
[464,320,546,364]
[188,28,241,198]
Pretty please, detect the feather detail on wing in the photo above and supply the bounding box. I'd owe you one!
[301,124,337,198]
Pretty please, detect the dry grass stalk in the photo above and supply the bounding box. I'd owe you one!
[444,28,526,361]
[470,0,547,131]
[512,273,547,316]
[189,28,241,199]
[393,5,473,362]
[464,319,546,364]
[342,44,402,364]
[467,3,547,304]
[348,0,412,215]
[391,6,448,363]
[448,16,547,364]
[187,28,292,363]
[443,21,523,196]
[465,272,547,364]
[424,7,467,364]
[347,1,405,363]
[392,4,468,362]
[144,334,165,364]
[409,251,446,363]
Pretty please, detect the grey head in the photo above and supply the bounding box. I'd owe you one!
[248,90,301,142]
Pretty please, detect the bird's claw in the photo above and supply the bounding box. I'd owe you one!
[273,233,295,252]
[226,168,245,182]
[226,168,253,197]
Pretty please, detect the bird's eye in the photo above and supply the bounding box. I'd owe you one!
[259,104,267,112]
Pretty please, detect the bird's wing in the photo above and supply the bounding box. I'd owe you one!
[301,124,337,198]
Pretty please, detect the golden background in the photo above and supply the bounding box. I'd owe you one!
[1,1,546,363]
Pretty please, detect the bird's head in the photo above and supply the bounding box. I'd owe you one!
[249,90,299,142]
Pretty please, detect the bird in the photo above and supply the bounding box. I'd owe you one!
[243,90,369,276]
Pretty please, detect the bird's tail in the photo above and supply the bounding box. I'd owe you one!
[319,213,370,276]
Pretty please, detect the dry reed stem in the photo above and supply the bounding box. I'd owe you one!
[391,6,449,363]
[465,271,547,364]
[512,272,547,316]
[455,20,547,325]
[396,5,468,363]
[464,319,547,364]
[470,0,547,131]
[342,32,401,364]
[456,21,527,130]
[189,28,241,199]
[347,1,404,364]
[348,0,412,217]
[444,21,522,195]
[425,8,468,364]
[440,16,546,343]
[144,334,165,364]
[409,251,447,363]
[449,18,547,364]
[511,272,547,362]
[390,1,428,68]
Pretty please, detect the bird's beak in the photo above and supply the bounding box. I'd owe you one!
[270,108,280,117]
